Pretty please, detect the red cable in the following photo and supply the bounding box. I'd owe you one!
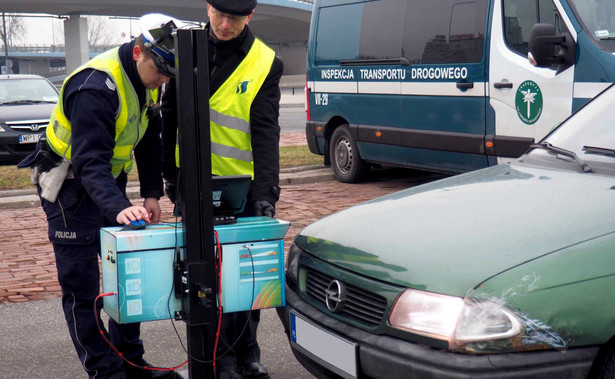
[94,229,225,375]
[212,230,224,377]
[94,292,188,372]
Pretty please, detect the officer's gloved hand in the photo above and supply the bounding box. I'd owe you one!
[254,200,275,218]
[165,180,177,204]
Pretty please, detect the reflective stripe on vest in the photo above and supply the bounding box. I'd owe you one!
[175,38,275,178]
[46,47,159,177]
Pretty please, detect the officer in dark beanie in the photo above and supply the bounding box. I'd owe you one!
[160,1,282,379]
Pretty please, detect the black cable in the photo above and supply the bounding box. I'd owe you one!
[165,221,257,366]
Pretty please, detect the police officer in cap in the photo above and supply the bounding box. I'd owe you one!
[161,1,283,378]
[19,13,183,379]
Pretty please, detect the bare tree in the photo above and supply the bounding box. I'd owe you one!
[88,16,117,46]
[0,14,26,46]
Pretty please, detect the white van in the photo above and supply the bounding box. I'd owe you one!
[305,0,615,182]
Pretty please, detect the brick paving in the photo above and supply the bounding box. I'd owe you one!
[279,132,306,146]
[0,133,440,303]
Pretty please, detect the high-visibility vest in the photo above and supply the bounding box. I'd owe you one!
[46,47,159,177]
[175,38,275,178]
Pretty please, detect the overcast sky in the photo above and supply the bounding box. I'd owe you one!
[20,14,138,45]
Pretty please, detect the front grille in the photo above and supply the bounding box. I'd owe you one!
[7,121,48,132]
[305,269,387,326]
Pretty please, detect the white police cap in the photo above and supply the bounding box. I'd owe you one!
[139,13,185,78]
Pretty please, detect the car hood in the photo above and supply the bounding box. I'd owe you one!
[295,164,615,297]
[0,103,56,122]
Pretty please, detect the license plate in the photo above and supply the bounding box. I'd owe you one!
[19,134,42,144]
[290,310,357,379]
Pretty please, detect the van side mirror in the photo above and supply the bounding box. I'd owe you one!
[528,23,576,74]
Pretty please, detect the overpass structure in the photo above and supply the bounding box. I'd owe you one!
[0,0,312,76]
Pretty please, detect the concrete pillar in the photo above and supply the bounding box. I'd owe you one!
[277,43,307,75]
[64,15,89,73]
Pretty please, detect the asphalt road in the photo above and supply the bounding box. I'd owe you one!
[0,299,311,379]
[279,106,307,134]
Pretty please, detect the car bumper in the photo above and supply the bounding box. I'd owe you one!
[0,134,40,162]
[305,121,322,155]
[278,284,598,379]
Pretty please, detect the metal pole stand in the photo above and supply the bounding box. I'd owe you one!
[175,28,217,379]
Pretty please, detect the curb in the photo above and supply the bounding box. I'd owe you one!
[280,102,304,109]
[0,165,334,210]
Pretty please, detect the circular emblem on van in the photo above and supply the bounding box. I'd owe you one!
[30,124,40,132]
[325,280,345,313]
[515,80,543,125]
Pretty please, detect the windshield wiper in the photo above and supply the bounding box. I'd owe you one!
[599,36,615,40]
[0,99,55,105]
[531,142,593,173]
[582,145,615,157]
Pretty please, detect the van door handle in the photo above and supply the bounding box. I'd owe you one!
[456,82,474,89]
[494,81,514,89]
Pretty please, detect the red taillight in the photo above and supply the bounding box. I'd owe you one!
[305,75,310,121]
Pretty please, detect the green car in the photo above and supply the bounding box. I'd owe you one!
[278,83,615,378]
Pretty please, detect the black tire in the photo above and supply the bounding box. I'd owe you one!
[329,125,368,183]
[589,340,615,379]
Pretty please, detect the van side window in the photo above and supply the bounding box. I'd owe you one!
[359,0,405,60]
[402,0,487,64]
[314,3,363,64]
[503,0,565,57]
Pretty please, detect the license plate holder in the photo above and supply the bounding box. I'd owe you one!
[19,134,42,144]
[290,310,357,379]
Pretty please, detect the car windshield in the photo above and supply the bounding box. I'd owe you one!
[525,84,615,173]
[0,78,59,104]
[568,0,615,45]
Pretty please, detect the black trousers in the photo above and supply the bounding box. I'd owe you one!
[217,309,261,371]
[39,175,145,379]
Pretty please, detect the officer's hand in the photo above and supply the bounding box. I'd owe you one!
[165,180,177,204]
[116,205,151,225]
[143,197,161,223]
[254,200,275,218]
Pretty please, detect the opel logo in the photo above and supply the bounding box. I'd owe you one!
[325,280,345,313]
[30,124,40,132]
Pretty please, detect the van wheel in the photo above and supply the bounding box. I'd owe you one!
[329,125,368,183]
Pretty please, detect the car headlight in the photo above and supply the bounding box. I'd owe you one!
[389,289,524,351]
[286,243,301,282]
[0,125,5,132]
[389,289,464,339]
[454,298,522,343]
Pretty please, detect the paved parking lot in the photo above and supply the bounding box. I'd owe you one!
[0,165,442,303]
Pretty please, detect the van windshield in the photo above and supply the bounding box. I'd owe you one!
[568,0,615,44]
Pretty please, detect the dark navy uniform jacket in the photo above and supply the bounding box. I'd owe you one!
[61,41,163,222]
[161,25,283,207]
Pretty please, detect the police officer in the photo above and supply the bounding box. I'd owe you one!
[19,14,182,379]
[161,1,283,378]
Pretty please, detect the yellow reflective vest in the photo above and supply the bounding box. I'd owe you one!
[46,47,159,178]
[175,38,275,178]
